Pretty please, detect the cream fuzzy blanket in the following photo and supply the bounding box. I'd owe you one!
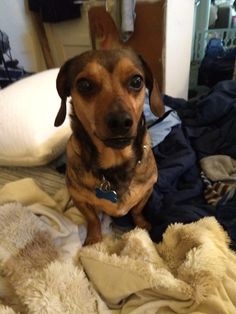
[0,179,236,313]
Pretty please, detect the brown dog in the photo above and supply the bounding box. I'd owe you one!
[55,49,164,245]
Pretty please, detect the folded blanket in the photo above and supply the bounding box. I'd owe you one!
[0,193,236,313]
[200,155,236,182]
[80,218,236,313]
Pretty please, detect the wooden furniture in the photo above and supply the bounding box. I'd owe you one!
[88,1,165,90]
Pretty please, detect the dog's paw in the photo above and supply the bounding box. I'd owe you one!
[133,216,152,231]
[83,233,102,246]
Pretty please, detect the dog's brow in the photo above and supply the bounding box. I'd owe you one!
[70,50,144,79]
[75,61,108,82]
[113,58,143,75]
[101,56,142,74]
[83,61,103,73]
[75,59,142,82]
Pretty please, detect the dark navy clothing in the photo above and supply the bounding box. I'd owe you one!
[113,80,236,250]
[28,0,81,23]
[165,80,236,159]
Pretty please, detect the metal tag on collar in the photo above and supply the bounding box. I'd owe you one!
[95,176,118,203]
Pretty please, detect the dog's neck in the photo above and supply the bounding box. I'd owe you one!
[70,112,146,196]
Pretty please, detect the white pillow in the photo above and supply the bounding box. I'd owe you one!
[0,69,71,166]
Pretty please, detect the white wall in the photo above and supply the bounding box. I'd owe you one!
[164,0,195,99]
[0,0,46,72]
[0,0,91,70]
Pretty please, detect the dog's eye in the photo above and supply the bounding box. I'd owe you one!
[128,75,143,91]
[76,78,95,95]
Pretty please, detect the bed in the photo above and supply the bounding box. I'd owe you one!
[0,72,236,313]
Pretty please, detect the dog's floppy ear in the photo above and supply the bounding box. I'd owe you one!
[139,56,165,117]
[54,60,73,127]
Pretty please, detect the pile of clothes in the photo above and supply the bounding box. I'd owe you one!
[198,38,236,87]
[114,80,236,251]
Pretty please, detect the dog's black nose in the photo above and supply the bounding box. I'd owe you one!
[106,112,133,135]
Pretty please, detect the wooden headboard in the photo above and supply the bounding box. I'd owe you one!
[88,1,165,91]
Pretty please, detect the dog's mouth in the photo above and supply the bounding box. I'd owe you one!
[94,132,134,149]
[102,137,133,149]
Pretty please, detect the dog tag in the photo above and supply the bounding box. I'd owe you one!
[95,177,118,203]
[95,187,118,203]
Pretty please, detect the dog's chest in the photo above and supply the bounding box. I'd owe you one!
[67,133,157,216]
[70,145,157,217]
[93,156,157,216]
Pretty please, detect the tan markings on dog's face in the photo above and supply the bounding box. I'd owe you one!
[70,56,146,144]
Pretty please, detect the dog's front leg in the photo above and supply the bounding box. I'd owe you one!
[71,197,102,246]
[131,188,152,231]
[83,206,102,246]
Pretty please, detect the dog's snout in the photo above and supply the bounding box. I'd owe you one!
[106,112,133,135]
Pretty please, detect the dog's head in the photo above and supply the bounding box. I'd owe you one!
[55,49,164,149]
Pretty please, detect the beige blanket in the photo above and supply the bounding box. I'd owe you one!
[0,179,236,313]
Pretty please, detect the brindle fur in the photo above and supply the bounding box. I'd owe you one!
[55,49,164,245]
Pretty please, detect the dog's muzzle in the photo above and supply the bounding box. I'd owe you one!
[102,111,134,149]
